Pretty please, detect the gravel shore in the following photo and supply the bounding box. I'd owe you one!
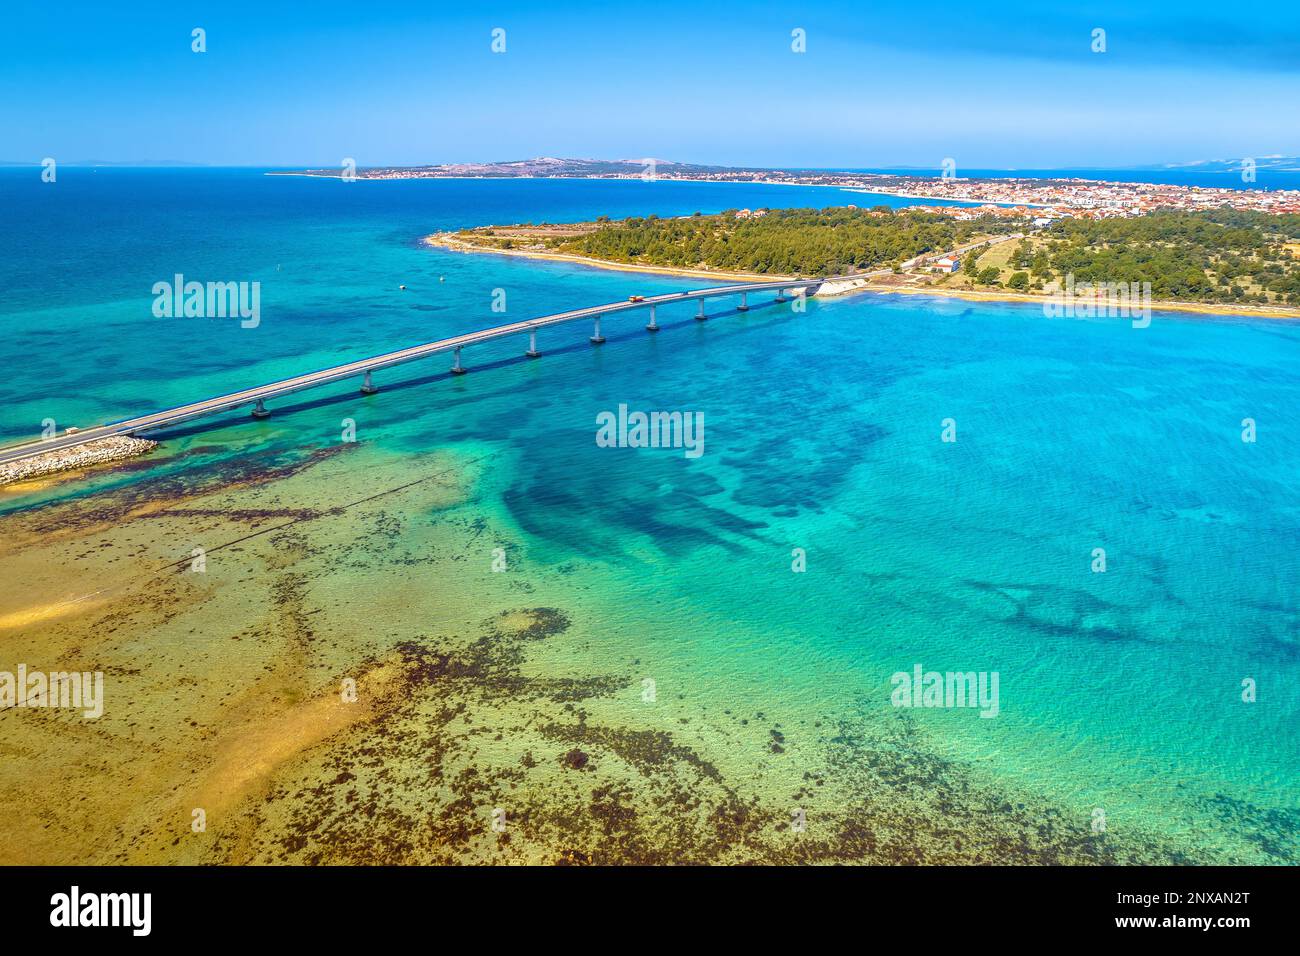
[0,435,158,486]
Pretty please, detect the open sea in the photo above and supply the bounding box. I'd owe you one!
[0,168,1296,864]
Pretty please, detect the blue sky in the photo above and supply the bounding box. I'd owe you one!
[2,1,1297,168]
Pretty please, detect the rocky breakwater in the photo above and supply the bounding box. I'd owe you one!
[0,435,159,486]
[812,276,874,297]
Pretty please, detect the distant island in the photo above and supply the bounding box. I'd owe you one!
[273,156,1300,219]
[427,206,1300,317]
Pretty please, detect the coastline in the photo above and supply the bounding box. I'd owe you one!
[423,232,1300,321]
[861,284,1300,320]
[0,435,158,488]
[268,170,1005,208]
[423,232,803,283]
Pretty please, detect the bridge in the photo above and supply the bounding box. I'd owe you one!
[0,278,824,467]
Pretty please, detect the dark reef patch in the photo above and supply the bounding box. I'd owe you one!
[13,443,351,534]
[1198,793,1300,863]
[539,722,724,783]
[203,607,1248,866]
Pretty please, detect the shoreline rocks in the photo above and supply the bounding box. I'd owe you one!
[0,435,159,487]
[812,276,873,297]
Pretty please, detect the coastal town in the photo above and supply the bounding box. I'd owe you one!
[279,156,1300,220]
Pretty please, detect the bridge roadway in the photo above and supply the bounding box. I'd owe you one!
[0,277,824,467]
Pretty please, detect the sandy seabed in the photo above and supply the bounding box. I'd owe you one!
[0,440,1280,865]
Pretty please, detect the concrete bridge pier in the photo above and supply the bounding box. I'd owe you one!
[0,278,844,474]
[526,330,540,358]
[695,300,708,321]
[737,291,749,312]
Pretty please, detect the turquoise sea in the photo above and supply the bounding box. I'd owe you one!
[1,168,1297,863]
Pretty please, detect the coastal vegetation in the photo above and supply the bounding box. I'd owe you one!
[958,210,1300,306]
[547,207,1021,277]
[441,207,1300,309]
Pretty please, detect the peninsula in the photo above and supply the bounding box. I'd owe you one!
[427,206,1300,318]
[276,156,1300,219]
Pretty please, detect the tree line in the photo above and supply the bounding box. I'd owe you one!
[553,207,1026,277]
[1033,210,1300,306]
[545,206,1300,307]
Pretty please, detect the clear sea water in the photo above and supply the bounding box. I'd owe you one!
[1,168,1297,861]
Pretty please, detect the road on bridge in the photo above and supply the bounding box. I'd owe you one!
[0,277,823,467]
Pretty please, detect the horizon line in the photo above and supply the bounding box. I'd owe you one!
[1,157,1290,173]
